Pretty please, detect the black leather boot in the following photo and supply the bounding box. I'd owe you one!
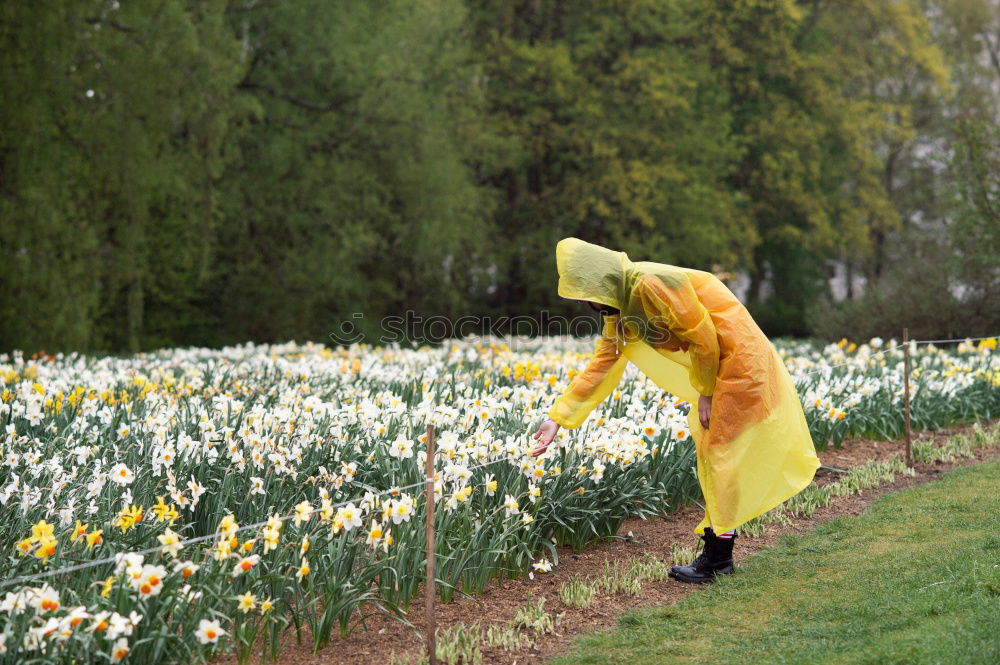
[668,528,736,584]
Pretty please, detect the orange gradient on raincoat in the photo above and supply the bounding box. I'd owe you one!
[548,238,820,535]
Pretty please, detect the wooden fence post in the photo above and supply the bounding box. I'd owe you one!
[903,328,913,467]
[425,424,437,665]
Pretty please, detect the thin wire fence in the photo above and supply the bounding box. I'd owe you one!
[793,334,997,376]
[1,331,997,591]
[0,450,530,591]
[912,335,998,345]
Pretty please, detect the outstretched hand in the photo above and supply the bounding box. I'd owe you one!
[531,420,560,457]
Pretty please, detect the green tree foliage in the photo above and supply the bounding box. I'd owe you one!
[0,0,992,351]
[806,0,1000,341]
[707,1,948,332]
[214,0,496,344]
[0,1,248,352]
[939,0,999,330]
[469,1,753,317]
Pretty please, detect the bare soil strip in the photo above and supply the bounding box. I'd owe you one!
[225,421,999,665]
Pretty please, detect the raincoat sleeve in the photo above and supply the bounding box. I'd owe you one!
[548,318,629,429]
[634,274,720,397]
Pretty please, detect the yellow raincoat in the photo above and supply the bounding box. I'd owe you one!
[548,238,820,535]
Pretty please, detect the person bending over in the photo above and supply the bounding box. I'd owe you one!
[531,238,820,583]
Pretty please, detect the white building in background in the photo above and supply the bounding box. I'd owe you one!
[723,260,868,303]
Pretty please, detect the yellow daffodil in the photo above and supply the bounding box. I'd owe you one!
[237,592,256,613]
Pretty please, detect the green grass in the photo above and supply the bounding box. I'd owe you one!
[551,459,1000,665]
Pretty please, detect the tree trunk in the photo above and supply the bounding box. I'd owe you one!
[845,258,854,300]
[747,251,766,304]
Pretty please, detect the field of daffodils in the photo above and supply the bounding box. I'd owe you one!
[0,335,997,664]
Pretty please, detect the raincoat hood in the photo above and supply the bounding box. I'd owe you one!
[556,238,633,311]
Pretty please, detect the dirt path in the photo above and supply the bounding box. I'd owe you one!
[223,421,999,665]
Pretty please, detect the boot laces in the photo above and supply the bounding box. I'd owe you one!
[690,551,710,569]
[690,535,712,569]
